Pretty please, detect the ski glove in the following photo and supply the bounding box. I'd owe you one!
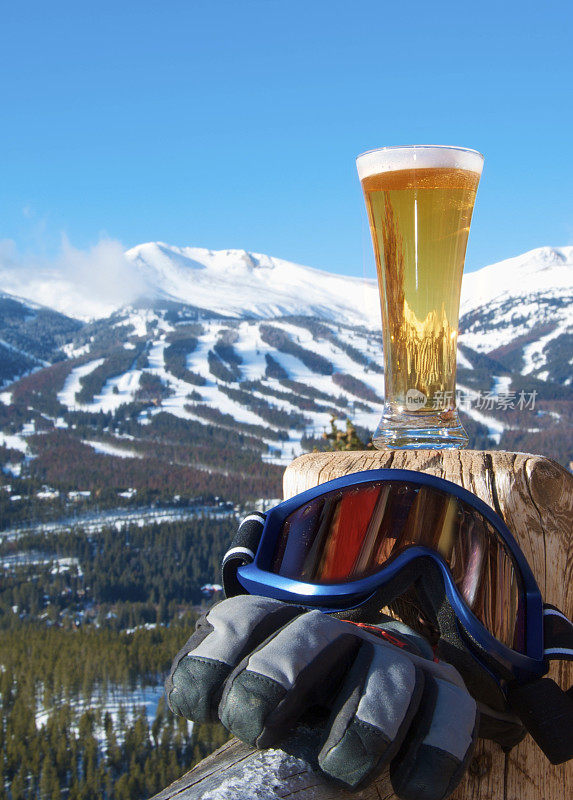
[166,596,479,798]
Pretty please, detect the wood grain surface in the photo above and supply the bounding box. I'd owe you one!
[153,450,572,800]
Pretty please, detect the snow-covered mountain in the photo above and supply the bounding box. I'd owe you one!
[126,244,572,384]
[0,243,380,324]
[460,246,572,318]
[0,242,571,482]
[1,241,571,385]
[459,247,572,379]
[1,240,571,352]
[127,243,381,326]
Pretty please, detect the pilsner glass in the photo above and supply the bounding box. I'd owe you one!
[357,145,484,449]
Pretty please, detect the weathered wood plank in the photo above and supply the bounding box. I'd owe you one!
[152,450,572,800]
[151,730,396,800]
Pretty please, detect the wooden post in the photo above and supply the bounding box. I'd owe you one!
[152,450,572,800]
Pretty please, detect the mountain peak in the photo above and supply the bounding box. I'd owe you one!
[460,244,572,317]
[531,245,573,264]
[121,243,378,324]
[503,245,573,272]
[1,240,571,329]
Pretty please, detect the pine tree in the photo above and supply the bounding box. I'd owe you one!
[322,415,369,450]
[39,757,59,800]
[10,767,26,800]
[0,751,7,800]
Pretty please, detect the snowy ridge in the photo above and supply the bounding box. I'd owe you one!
[1,241,571,355]
[0,288,43,312]
[459,246,573,356]
[460,246,573,316]
[126,242,380,327]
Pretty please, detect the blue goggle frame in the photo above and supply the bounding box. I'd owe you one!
[234,469,546,682]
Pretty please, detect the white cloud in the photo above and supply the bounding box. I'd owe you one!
[0,236,150,319]
[57,236,148,308]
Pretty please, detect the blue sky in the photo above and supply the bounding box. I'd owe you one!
[1,0,571,278]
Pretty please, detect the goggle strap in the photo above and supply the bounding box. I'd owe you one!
[505,603,573,764]
[506,677,573,765]
[543,604,573,661]
[222,512,266,597]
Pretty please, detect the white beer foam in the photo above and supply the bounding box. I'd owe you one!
[356,145,484,181]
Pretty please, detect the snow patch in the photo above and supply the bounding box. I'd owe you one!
[35,684,168,737]
[61,341,92,359]
[0,432,29,454]
[200,748,309,800]
[457,349,473,370]
[58,358,105,408]
[522,324,566,375]
[1,552,82,576]
[36,488,60,499]
[458,384,506,444]
[84,440,143,459]
[492,376,512,395]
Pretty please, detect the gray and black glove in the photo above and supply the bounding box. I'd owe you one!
[166,596,479,798]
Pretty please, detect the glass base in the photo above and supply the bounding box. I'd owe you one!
[372,405,469,450]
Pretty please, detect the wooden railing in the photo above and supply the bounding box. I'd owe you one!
[153,450,573,800]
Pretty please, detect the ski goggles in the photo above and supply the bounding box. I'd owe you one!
[222,469,573,686]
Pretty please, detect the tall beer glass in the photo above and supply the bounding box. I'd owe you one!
[357,145,483,449]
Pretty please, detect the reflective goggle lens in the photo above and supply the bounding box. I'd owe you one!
[270,481,523,651]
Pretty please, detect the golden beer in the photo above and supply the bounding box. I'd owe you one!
[357,146,483,448]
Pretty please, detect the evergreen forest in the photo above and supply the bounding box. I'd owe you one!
[0,517,236,799]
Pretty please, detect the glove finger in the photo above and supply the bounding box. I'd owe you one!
[390,674,479,800]
[166,595,305,722]
[318,639,424,790]
[219,610,361,748]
